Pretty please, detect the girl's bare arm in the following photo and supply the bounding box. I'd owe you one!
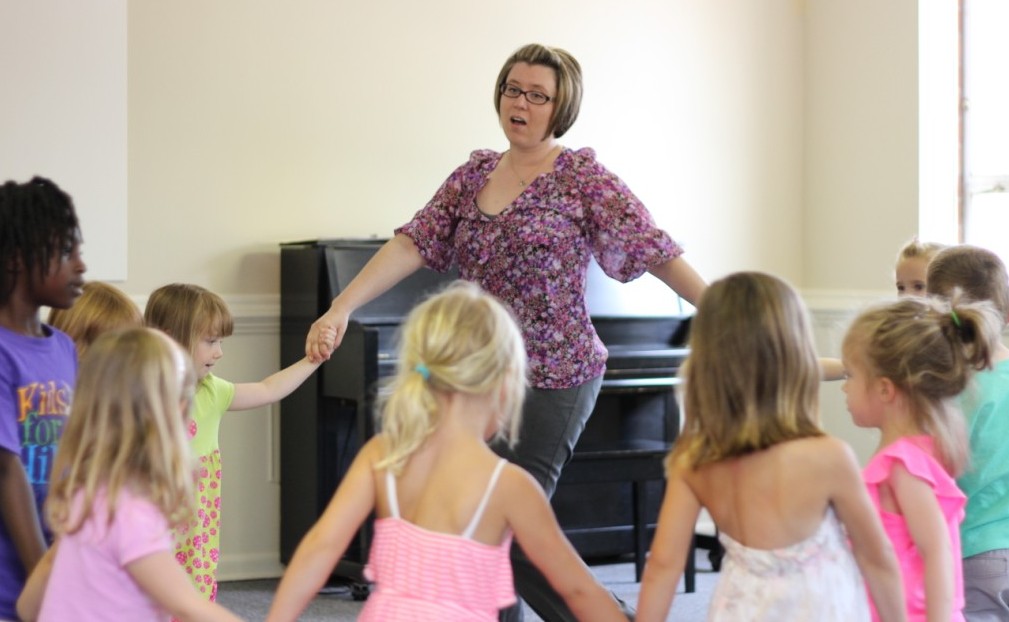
[129,551,245,622]
[889,463,954,622]
[229,356,322,411]
[819,357,845,381]
[636,455,702,622]
[266,439,378,622]
[828,440,907,622]
[0,451,46,573]
[15,544,55,621]
[504,466,626,622]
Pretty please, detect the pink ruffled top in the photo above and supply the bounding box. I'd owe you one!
[863,435,966,621]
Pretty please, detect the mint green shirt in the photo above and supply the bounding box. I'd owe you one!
[959,359,1009,557]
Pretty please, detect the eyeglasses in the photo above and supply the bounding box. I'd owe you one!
[499,84,553,106]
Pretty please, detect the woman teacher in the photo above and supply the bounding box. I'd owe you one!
[306,43,706,621]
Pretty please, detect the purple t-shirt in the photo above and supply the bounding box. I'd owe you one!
[0,324,76,619]
[397,147,683,389]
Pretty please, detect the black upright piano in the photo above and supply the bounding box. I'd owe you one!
[278,238,691,580]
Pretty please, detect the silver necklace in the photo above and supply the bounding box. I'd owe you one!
[507,147,558,187]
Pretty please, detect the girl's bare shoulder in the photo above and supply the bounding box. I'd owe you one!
[359,434,391,464]
[494,461,550,504]
[676,435,855,474]
[776,435,860,473]
[781,433,849,453]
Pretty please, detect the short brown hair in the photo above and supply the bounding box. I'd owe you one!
[494,43,582,139]
[144,283,234,360]
[927,245,1009,323]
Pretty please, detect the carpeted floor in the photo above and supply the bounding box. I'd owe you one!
[217,550,719,621]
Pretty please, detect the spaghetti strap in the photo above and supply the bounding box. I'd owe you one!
[461,459,508,540]
[384,469,400,519]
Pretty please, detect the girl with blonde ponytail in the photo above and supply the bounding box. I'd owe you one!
[269,281,623,622]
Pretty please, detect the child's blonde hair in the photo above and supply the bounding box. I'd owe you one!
[843,295,1000,476]
[896,237,945,264]
[144,283,234,360]
[45,327,197,534]
[927,244,1009,324]
[376,280,527,473]
[676,272,823,469]
[47,281,143,358]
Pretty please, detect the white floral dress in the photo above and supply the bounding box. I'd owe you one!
[708,507,870,621]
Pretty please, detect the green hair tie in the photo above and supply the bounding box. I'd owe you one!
[951,309,962,329]
[414,363,430,381]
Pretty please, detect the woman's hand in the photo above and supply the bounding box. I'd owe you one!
[303,234,427,363]
[305,305,349,363]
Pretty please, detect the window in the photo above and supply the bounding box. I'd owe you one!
[962,0,1009,256]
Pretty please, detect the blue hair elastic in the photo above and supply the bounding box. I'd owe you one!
[414,363,430,381]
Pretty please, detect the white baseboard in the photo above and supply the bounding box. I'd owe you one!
[218,552,286,581]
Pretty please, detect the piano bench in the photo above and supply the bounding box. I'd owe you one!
[561,439,696,591]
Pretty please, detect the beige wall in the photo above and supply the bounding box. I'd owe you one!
[21,1,959,579]
[122,0,815,295]
[0,0,128,279]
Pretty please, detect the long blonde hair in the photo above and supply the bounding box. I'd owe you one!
[45,327,197,534]
[675,272,823,469]
[843,295,999,475]
[47,281,143,358]
[375,281,527,473]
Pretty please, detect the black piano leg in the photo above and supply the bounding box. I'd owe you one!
[684,534,696,593]
[633,480,647,582]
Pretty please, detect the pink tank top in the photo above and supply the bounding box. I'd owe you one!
[359,459,516,621]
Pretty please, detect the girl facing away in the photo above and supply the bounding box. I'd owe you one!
[842,295,1001,621]
[637,272,906,622]
[144,283,328,604]
[266,281,624,622]
[16,327,243,622]
[47,280,143,359]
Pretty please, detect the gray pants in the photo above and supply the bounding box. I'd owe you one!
[495,376,602,622]
[964,549,1009,621]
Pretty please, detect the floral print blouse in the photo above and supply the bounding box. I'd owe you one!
[396,147,683,389]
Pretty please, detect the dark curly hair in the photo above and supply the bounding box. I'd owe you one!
[0,176,80,305]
